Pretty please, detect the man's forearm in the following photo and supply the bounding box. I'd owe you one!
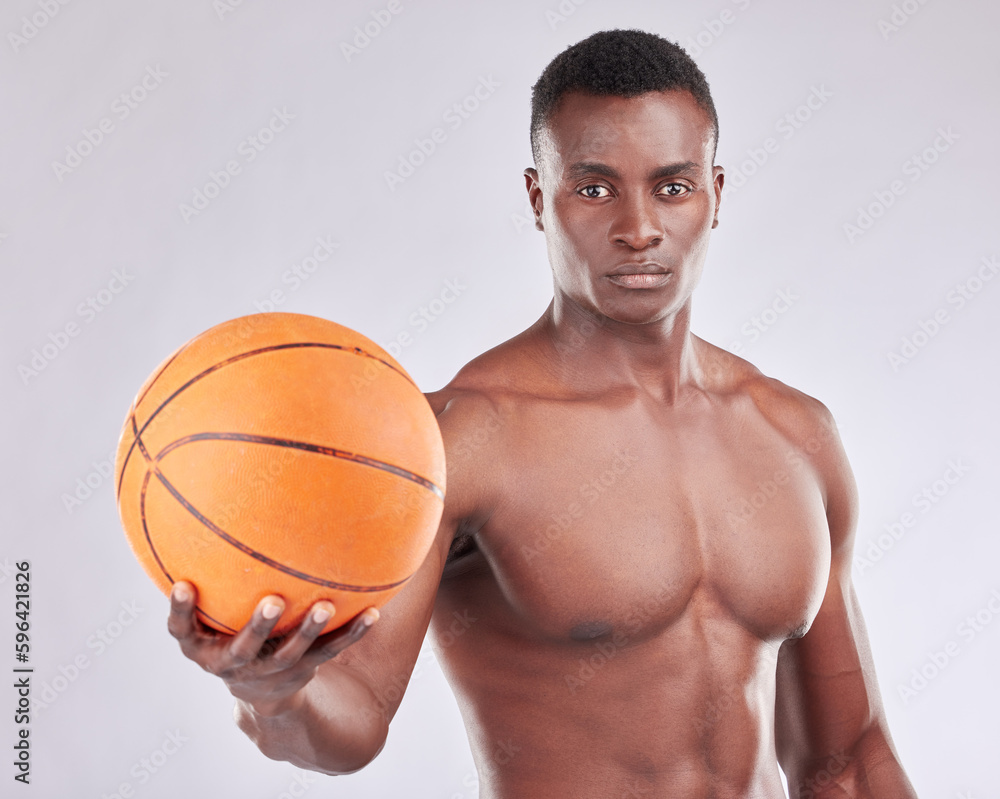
[234,662,389,776]
[787,725,918,799]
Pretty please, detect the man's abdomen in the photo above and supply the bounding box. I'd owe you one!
[432,575,789,798]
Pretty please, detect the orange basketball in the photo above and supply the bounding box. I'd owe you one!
[114,312,445,635]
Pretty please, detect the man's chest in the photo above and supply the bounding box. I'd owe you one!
[445,395,832,645]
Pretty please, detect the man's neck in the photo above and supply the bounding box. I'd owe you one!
[538,293,704,404]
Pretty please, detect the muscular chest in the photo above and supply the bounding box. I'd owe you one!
[444,396,831,645]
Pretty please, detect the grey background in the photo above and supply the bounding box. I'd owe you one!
[2,0,998,797]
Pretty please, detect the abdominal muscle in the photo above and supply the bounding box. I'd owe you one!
[431,568,790,799]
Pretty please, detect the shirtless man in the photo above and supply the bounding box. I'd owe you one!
[167,30,918,798]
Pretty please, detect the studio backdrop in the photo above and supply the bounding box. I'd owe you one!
[2,1,997,797]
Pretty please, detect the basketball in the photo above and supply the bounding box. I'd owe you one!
[114,312,446,636]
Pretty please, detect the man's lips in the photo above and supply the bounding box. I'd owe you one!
[606,262,671,289]
[607,273,671,288]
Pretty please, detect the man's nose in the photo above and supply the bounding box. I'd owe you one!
[609,193,663,249]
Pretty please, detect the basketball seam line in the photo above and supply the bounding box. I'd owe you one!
[134,343,188,407]
[139,466,237,634]
[149,466,415,593]
[116,341,414,496]
[156,432,445,499]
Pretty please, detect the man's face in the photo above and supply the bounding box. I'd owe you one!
[526,90,723,327]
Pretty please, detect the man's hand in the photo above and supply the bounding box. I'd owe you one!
[157,390,469,774]
[167,581,379,717]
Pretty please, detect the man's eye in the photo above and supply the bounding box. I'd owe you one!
[580,185,610,198]
[658,183,690,197]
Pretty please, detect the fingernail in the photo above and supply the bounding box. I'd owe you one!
[363,608,380,626]
[262,602,282,620]
[312,607,332,625]
[172,585,189,603]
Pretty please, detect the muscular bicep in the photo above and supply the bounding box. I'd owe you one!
[775,570,886,766]
[774,405,890,778]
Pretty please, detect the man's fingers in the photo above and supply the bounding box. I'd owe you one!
[168,587,377,679]
[300,607,380,668]
[167,581,199,641]
[227,596,286,667]
[269,601,338,668]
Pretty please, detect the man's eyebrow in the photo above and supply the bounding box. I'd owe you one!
[565,160,703,181]
[566,161,620,180]
[650,161,701,180]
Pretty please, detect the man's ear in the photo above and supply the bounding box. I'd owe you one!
[524,167,544,231]
[711,165,725,230]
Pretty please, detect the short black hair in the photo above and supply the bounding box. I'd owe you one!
[529,29,719,165]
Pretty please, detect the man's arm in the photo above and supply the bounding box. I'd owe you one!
[227,505,457,774]
[774,402,918,798]
[169,389,488,775]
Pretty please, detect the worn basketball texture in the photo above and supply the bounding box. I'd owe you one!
[114,312,446,635]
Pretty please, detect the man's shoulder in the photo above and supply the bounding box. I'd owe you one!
[706,341,851,521]
[421,337,537,525]
[702,338,838,454]
[425,331,537,419]
[744,373,836,446]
